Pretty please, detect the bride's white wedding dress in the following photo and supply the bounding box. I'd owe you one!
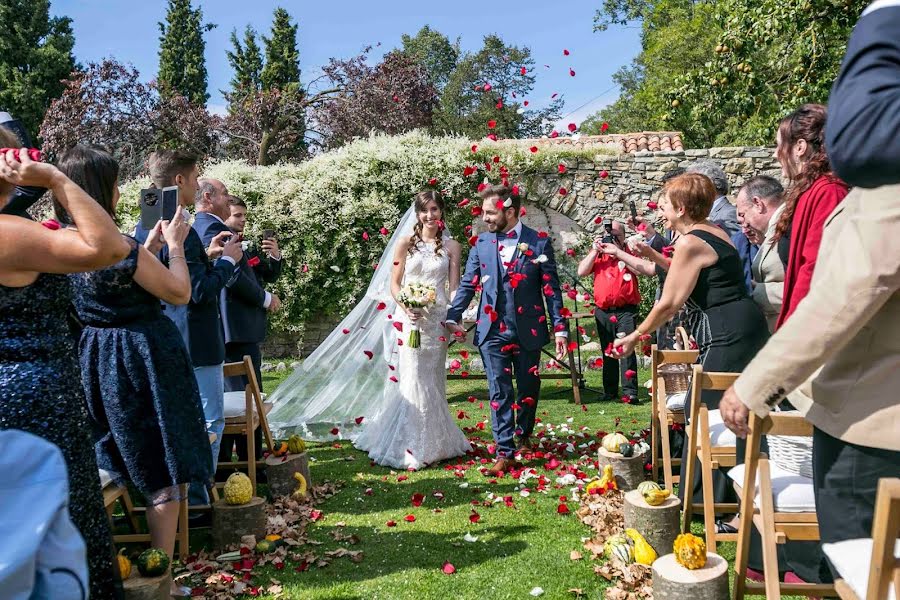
[353,240,472,470]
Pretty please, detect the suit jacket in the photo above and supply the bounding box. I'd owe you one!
[730,229,758,294]
[776,176,848,328]
[192,211,275,345]
[825,2,900,188]
[135,213,238,366]
[447,224,567,351]
[709,196,741,239]
[750,204,787,332]
[734,184,900,451]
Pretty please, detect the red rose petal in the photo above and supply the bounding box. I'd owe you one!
[363,350,374,360]
[487,120,497,129]
[442,561,456,575]
[404,514,416,522]
[355,416,365,424]
[529,146,538,153]
[411,493,425,507]
[567,123,577,133]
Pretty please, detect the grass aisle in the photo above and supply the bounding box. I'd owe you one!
[252,363,653,600]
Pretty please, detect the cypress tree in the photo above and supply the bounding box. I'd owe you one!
[226,25,263,100]
[0,0,76,137]
[157,0,215,104]
[260,7,300,91]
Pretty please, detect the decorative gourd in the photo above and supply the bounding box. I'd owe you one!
[601,432,629,453]
[673,533,707,570]
[287,434,306,455]
[272,441,289,457]
[224,472,253,505]
[604,533,634,564]
[255,539,276,554]
[643,488,672,506]
[136,548,169,577]
[598,464,617,491]
[618,442,635,457]
[265,534,282,542]
[291,472,308,500]
[625,528,658,565]
[116,549,132,579]
[637,481,661,496]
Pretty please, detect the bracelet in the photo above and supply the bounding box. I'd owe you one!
[169,255,186,261]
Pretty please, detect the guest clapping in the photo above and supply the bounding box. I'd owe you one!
[0,134,128,598]
[58,146,213,576]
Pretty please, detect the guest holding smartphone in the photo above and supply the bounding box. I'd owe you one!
[57,146,213,594]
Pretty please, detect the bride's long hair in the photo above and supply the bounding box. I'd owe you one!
[408,190,445,256]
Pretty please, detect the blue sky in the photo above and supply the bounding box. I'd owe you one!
[52,0,641,128]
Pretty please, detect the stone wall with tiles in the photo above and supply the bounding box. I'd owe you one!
[260,146,779,358]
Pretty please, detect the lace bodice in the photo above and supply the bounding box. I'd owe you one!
[402,241,450,303]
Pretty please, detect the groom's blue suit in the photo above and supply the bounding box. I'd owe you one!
[447,223,567,457]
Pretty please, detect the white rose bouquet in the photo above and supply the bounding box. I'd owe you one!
[396,282,437,348]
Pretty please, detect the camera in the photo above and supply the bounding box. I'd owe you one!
[601,219,615,244]
[139,186,179,230]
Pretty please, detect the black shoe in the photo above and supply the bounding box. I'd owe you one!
[624,395,641,406]
[716,520,738,534]
[601,393,617,402]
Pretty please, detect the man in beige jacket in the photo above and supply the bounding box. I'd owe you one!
[736,176,786,332]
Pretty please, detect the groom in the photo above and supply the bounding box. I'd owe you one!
[446,184,568,475]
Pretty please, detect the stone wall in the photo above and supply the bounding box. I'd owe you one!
[261,145,779,359]
[522,146,779,236]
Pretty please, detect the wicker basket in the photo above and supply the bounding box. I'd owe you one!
[768,412,814,479]
[659,363,692,394]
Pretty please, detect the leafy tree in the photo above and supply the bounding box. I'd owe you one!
[434,34,561,140]
[669,0,866,146]
[157,0,215,104]
[261,7,300,91]
[314,51,438,149]
[0,0,76,138]
[582,0,719,139]
[40,59,219,180]
[400,25,460,91]
[226,25,263,101]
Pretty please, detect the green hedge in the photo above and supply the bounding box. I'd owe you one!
[119,130,616,334]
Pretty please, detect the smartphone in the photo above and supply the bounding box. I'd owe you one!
[263,229,275,241]
[139,186,179,230]
[629,200,638,221]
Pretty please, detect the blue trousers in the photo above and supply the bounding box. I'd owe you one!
[480,334,542,457]
[188,363,224,505]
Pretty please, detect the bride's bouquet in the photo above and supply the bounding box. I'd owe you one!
[396,282,437,349]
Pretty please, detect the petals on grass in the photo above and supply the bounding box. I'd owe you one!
[386,520,397,527]
[557,503,570,515]
[404,514,416,522]
[442,561,456,575]
[469,510,481,524]
[411,493,425,507]
[355,416,365,424]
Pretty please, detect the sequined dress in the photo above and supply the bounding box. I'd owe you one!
[0,272,120,599]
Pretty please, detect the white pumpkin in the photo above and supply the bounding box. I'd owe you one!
[601,432,630,453]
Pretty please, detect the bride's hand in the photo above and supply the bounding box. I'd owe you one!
[404,306,422,322]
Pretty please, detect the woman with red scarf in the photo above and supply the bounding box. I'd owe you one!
[773,104,849,329]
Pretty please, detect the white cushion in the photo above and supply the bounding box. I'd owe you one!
[728,462,816,512]
[666,392,686,411]
[707,409,737,447]
[98,469,113,489]
[822,538,899,600]
[223,391,250,418]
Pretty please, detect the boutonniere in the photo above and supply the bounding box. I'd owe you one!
[517,242,529,253]
[247,256,261,267]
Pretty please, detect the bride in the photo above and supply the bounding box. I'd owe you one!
[267,191,472,469]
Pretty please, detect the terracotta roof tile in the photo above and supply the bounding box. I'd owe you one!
[500,131,684,154]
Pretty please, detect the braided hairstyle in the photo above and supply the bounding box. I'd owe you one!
[408,190,445,256]
[773,104,837,242]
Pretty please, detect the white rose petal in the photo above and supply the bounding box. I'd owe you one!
[623,273,633,282]
[532,254,548,264]
[530,587,545,597]
[459,482,469,489]
[241,241,251,251]
[330,265,341,272]
[464,533,479,543]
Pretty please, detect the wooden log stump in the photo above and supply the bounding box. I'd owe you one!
[597,447,647,491]
[123,573,171,600]
[652,553,729,600]
[265,452,311,498]
[211,496,266,551]
[623,489,682,557]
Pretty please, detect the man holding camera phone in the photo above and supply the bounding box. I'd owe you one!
[135,151,242,508]
[577,219,642,404]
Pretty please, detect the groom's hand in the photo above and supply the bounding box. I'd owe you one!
[554,335,568,361]
[445,321,466,342]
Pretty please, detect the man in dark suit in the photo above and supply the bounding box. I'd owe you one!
[134,151,242,505]
[825,1,900,188]
[446,184,568,475]
[221,196,283,390]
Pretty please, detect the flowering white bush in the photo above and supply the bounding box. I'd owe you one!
[119,130,615,334]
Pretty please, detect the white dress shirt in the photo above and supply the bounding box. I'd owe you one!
[497,221,523,271]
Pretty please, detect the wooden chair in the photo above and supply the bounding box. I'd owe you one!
[681,364,740,552]
[218,356,275,496]
[649,344,698,489]
[100,470,189,560]
[826,478,900,600]
[732,412,834,599]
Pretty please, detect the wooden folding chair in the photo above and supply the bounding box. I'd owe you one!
[732,412,834,599]
[650,344,698,489]
[826,478,900,600]
[219,356,275,496]
[101,470,189,560]
[681,364,740,552]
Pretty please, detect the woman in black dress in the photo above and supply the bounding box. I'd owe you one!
[0,134,130,598]
[613,173,769,510]
[55,146,213,581]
